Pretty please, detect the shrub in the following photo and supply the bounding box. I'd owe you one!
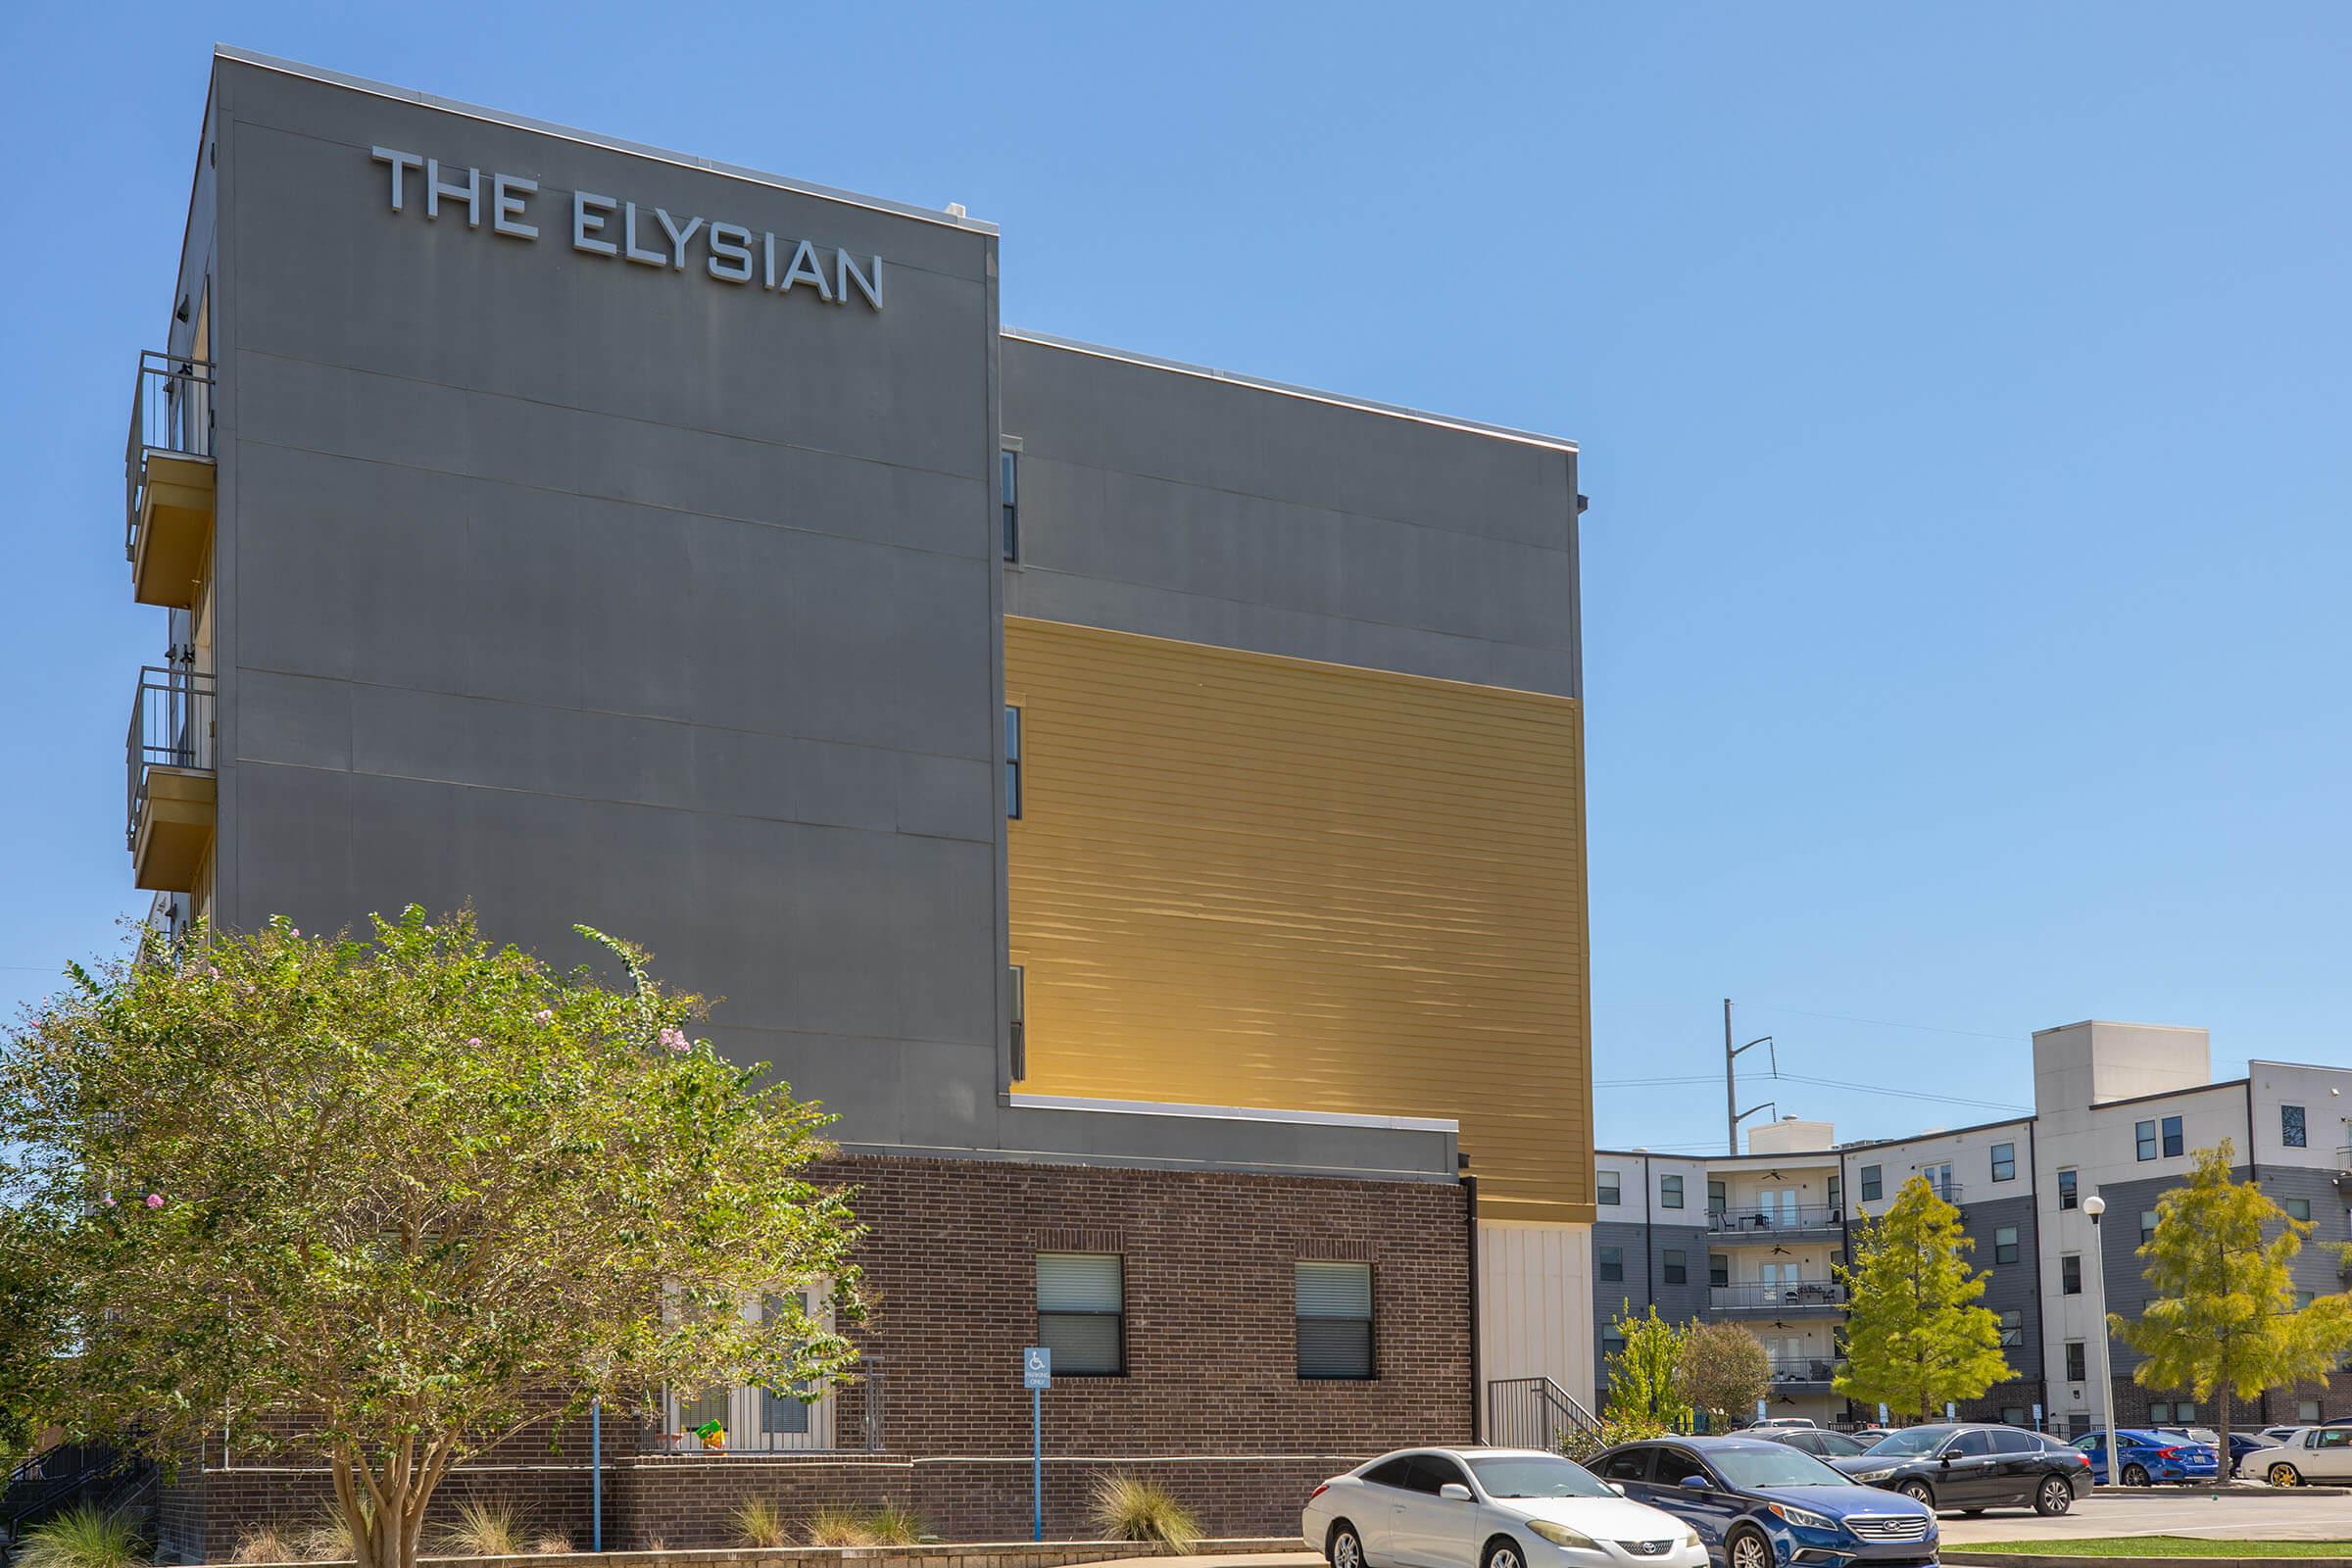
[435,1499,529,1558]
[228,1526,294,1565]
[298,1511,357,1562]
[530,1535,573,1556]
[733,1497,792,1548]
[17,1504,148,1568]
[804,1506,874,1547]
[1089,1473,1200,1552]
[862,1505,924,1547]
[1558,1412,1671,1465]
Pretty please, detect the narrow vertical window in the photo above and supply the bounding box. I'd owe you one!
[1661,1249,1688,1286]
[1994,1225,2019,1265]
[2135,1120,2158,1161]
[1296,1261,1374,1380]
[1998,1309,2023,1348]
[1991,1142,2016,1182]
[1596,1170,1620,1206]
[2139,1209,2158,1243]
[1660,1174,1685,1209]
[2065,1342,2086,1382]
[1706,1178,1726,1218]
[1007,964,1026,1081]
[1001,448,1019,563]
[1860,1165,1883,1201]
[1597,1246,1623,1284]
[2161,1115,2183,1157]
[2058,1168,2078,1210]
[2061,1253,2082,1295]
[1004,704,1022,819]
[2283,1104,2308,1149]
[1037,1252,1122,1374]
[1708,1252,1729,1288]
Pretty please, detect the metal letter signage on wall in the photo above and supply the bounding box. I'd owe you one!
[368,146,886,312]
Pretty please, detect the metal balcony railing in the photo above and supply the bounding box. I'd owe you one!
[126,666,216,849]
[1710,1279,1847,1312]
[1708,1203,1845,1236]
[1767,1354,1838,1386]
[124,350,214,561]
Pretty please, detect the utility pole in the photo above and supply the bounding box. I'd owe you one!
[1724,999,1778,1155]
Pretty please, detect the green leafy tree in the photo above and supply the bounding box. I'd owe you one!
[1682,1319,1771,1432]
[0,908,863,1568]
[1603,1302,1692,1430]
[1835,1176,2011,1418]
[2118,1140,2352,1474]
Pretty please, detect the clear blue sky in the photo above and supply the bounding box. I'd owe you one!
[5,1,2347,1157]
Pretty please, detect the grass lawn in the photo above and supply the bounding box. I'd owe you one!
[1966,1541,2352,1558]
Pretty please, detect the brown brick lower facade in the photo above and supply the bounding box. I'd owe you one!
[158,1152,1472,1560]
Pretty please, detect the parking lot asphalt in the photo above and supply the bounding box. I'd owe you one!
[1938,1488,2352,1543]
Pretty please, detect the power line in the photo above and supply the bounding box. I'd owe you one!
[1765,1070,2029,1114]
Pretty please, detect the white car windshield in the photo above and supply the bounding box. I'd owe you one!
[1710,1446,1850,1489]
[1467,1455,1616,1499]
[1865,1428,1951,1458]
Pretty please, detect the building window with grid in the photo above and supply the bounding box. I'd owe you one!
[1660,1174,1684,1209]
[1037,1252,1122,1375]
[1297,1261,1374,1380]
[1598,1246,1623,1284]
[2284,1103,2309,1149]
[1991,1142,2016,1182]
[2136,1120,2158,1161]
[1004,705,1022,818]
[1860,1164,1883,1201]
[1597,1170,1620,1206]
[2058,1168,2078,1210]
[1995,1225,2019,1265]
[1662,1249,1688,1286]
[2162,1114,2184,1157]
[2140,1209,2158,1243]
[2065,1342,2086,1382]
[1998,1308,2023,1348]
[1001,448,1019,562]
[2062,1253,2082,1295]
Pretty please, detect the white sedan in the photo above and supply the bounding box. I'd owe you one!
[1304,1447,1709,1568]
[2245,1427,2352,1487]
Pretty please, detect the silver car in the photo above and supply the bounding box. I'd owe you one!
[1303,1447,1707,1568]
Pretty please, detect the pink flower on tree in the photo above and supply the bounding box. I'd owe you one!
[535,1009,554,1023]
[144,1194,165,1209]
[207,965,220,979]
[102,1195,117,1207]
[658,1027,690,1053]
[466,1037,483,1048]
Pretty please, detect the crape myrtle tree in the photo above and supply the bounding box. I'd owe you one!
[2118,1141,2352,1475]
[1681,1320,1771,1433]
[1603,1302,1692,1432]
[0,907,863,1568]
[1834,1176,2011,1420]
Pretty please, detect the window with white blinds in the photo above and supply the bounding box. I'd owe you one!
[1037,1252,1123,1375]
[1297,1260,1374,1380]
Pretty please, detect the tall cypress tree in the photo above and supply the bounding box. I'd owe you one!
[2120,1140,2352,1473]
[1835,1176,2012,1419]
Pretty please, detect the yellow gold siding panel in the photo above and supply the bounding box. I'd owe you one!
[1005,616,1593,1222]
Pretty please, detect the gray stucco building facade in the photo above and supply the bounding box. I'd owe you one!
[117,48,1594,1552]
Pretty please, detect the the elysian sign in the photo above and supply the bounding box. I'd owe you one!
[368,147,885,312]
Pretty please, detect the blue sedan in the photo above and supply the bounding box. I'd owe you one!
[2071,1430,2219,1486]
[1592,1437,1938,1568]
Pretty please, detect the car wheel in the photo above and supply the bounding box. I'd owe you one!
[1727,1527,1773,1568]
[2122,1463,2150,1488]
[1482,1537,1526,1568]
[1897,1480,1936,1508]
[1328,1522,1365,1568]
[2035,1476,2073,1517]
[2269,1463,2302,1489]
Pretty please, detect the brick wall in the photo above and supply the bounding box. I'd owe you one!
[159,1152,1471,1558]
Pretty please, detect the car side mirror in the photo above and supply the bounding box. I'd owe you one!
[1938,1453,1953,1465]
[1607,1483,1627,1496]
[1440,1484,1473,1502]
[1681,1475,1710,1492]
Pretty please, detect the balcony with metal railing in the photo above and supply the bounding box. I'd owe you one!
[1766,1354,1838,1391]
[1707,1202,1845,1242]
[1709,1279,1847,1314]
[126,666,216,894]
[124,351,215,610]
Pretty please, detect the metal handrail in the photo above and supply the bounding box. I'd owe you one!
[1766,1355,1838,1382]
[1708,1203,1844,1234]
[125,666,216,850]
[1487,1375,1600,1450]
[123,351,215,561]
[1710,1279,1848,1310]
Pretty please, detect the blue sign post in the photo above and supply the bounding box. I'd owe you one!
[1023,1348,1052,1542]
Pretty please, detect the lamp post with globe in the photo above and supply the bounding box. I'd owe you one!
[2082,1194,2120,1488]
